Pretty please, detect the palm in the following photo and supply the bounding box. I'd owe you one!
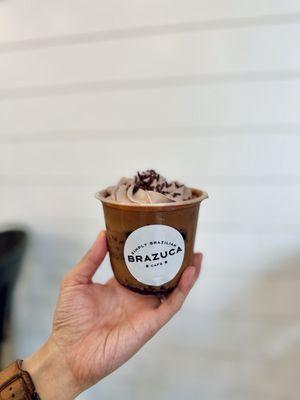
[50,232,201,393]
[53,277,161,387]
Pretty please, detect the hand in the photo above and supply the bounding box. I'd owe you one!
[24,231,202,399]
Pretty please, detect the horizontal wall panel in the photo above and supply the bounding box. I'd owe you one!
[1,173,299,188]
[187,278,300,318]
[1,25,300,89]
[13,226,300,319]
[161,317,300,362]
[31,238,300,319]
[1,1,300,44]
[0,135,299,176]
[1,212,299,279]
[1,82,299,132]
[1,186,300,226]
[132,341,299,399]
[1,124,300,144]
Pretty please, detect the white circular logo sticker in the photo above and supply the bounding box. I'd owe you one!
[124,224,185,286]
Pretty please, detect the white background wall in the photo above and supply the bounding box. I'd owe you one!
[1,1,300,399]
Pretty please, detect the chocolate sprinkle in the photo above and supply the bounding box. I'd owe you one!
[132,170,188,200]
[133,169,169,194]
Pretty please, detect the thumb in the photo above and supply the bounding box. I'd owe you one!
[64,231,107,285]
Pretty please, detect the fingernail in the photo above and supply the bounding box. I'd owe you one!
[98,230,106,239]
[188,266,197,280]
[180,266,197,291]
[195,252,203,263]
[90,231,105,251]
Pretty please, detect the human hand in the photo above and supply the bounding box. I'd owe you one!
[24,231,202,399]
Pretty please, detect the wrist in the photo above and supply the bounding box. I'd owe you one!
[23,337,80,400]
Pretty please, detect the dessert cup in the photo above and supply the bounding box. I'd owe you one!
[96,188,208,295]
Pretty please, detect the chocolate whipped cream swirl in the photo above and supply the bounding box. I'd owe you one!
[105,170,193,204]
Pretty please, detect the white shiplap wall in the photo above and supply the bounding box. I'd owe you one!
[1,1,300,399]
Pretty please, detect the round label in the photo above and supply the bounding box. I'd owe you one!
[124,224,185,286]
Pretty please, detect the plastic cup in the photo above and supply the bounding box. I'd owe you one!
[96,188,208,295]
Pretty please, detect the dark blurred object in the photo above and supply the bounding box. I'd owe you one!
[0,229,27,366]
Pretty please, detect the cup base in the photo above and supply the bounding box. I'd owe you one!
[120,281,175,296]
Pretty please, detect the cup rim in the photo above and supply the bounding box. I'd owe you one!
[95,187,208,210]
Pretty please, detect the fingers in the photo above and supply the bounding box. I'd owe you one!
[155,253,203,327]
[64,231,107,285]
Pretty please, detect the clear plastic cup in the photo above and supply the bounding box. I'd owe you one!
[96,188,208,295]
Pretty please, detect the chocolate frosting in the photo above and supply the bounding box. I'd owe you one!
[105,170,193,204]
